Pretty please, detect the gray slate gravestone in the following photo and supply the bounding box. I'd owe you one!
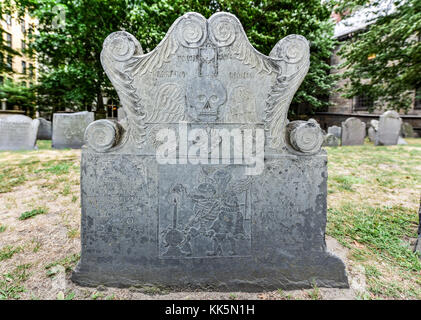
[367,119,378,142]
[0,115,39,150]
[375,111,402,146]
[327,125,341,139]
[52,112,94,149]
[36,118,52,140]
[341,117,366,146]
[401,122,414,138]
[323,133,339,147]
[72,12,348,290]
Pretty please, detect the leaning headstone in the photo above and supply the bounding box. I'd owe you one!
[341,117,366,146]
[52,111,94,149]
[36,118,52,140]
[401,122,414,138]
[375,111,402,146]
[0,115,39,150]
[323,133,340,147]
[327,125,341,139]
[72,12,348,290]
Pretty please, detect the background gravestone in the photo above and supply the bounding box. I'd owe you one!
[367,119,379,142]
[327,125,341,139]
[72,12,348,290]
[36,118,52,140]
[52,112,94,149]
[341,117,366,146]
[401,122,414,138]
[323,133,339,147]
[375,111,402,146]
[0,115,39,151]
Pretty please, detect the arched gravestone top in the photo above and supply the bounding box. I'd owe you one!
[0,115,39,150]
[341,117,366,146]
[91,12,320,155]
[74,12,348,290]
[375,110,402,146]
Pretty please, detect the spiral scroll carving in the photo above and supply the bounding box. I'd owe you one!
[176,14,207,48]
[103,31,137,62]
[85,120,122,152]
[271,35,308,64]
[208,15,237,47]
[286,119,323,154]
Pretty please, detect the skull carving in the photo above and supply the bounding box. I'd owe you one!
[186,77,227,122]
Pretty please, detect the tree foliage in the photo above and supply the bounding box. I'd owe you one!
[18,0,336,117]
[0,80,37,116]
[335,0,421,112]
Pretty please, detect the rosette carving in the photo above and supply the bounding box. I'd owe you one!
[176,13,207,48]
[270,34,308,64]
[84,120,122,152]
[286,119,323,154]
[208,14,237,47]
[103,31,138,62]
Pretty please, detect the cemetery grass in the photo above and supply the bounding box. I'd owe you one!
[0,139,420,300]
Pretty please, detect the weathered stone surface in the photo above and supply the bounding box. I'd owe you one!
[0,115,39,150]
[36,118,52,140]
[117,107,126,121]
[72,12,348,290]
[401,122,414,138]
[397,136,408,145]
[341,117,366,146]
[367,120,378,142]
[52,112,94,149]
[323,133,340,147]
[327,125,341,139]
[375,111,402,146]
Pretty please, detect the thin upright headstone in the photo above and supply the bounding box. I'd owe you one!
[0,115,39,150]
[375,111,402,146]
[327,125,341,139]
[36,118,52,140]
[52,111,94,149]
[72,12,348,290]
[341,117,366,146]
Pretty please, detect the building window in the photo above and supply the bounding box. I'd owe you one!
[415,87,421,110]
[21,40,26,51]
[355,93,374,111]
[29,63,34,77]
[20,19,26,34]
[4,14,12,26]
[6,55,12,69]
[21,61,26,74]
[6,33,12,47]
[28,24,34,36]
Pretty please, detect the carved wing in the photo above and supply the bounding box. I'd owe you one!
[101,29,180,147]
[147,83,186,123]
[265,35,310,149]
